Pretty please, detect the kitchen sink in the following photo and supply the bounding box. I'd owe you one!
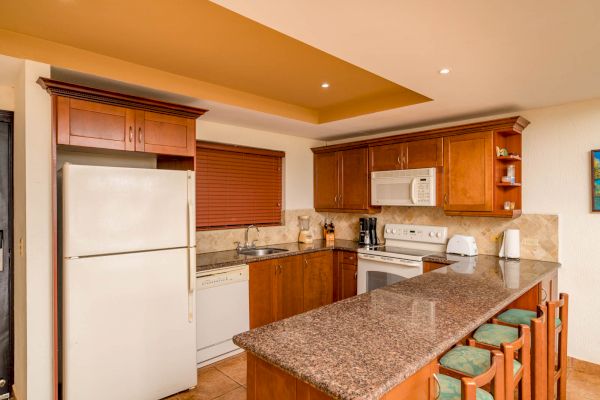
[238,248,289,256]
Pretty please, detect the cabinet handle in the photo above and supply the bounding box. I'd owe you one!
[354,272,357,279]
[138,127,142,143]
[444,193,448,205]
[541,287,548,302]
[397,155,402,166]
[334,195,338,205]
[128,126,133,142]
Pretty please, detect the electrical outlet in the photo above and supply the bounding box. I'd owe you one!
[523,238,539,247]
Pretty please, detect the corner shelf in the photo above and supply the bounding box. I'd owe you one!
[496,155,522,161]
[497,182,521,187]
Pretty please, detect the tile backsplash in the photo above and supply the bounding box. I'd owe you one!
[322,207,558,262]
[196,207,558,262]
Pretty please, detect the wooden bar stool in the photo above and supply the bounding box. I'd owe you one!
[547,294,569,400]
[436,350,505,400]
[445,323,531,400]
[493,305,548,400]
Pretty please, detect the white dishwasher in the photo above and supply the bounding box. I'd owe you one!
[196,264,249,367]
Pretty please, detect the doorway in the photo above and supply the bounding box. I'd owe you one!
[0,110,13,399]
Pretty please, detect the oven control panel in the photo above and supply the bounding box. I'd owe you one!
[383,224,448,244]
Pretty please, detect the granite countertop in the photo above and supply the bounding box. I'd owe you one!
[197,239,360,273]
[233,254,560,400]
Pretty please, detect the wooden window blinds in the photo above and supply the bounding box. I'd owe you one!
[196,141,284,230]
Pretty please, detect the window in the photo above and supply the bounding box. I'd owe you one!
[196,141,284,230]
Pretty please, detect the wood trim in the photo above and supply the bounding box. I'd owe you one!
[50,95,59,400]
[312,116,529,154]
[196,140,285,158]
[592,149,600,212]
[37,78,207,119]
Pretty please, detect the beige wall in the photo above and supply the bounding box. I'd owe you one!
[13,60,53,400]
[0,86,14,111]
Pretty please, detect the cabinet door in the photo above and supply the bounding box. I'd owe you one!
[249,260,276,329]
[404,138,443,169]
[370,143,404,171]
[339,147,369,210]
[339,263,357,301]
[443,132,494,212]
[139,111,195,156]
[56,97,135,151]
[275,255,303,321]
[314,152,339,210]
[302,252,333,312]
[423,261,446,273]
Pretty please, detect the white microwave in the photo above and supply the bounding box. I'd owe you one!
[371,168,436,206]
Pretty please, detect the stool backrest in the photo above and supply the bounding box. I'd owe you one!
[462,350,505,400]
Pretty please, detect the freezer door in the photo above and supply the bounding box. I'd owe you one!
[62,249,196,400]
[62,163,193,257]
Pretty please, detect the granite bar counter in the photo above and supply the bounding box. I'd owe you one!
[197,239,360,273]
[233,254,560,400]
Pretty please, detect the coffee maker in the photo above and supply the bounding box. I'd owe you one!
[358,217,379,246]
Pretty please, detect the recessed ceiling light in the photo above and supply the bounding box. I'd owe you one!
[439,68,451,75]
[321,82,330,88]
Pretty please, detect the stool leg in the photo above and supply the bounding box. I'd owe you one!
[547,300,557,399]
[558,294,569,400]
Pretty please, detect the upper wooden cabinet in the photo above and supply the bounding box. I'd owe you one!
[313,117,529,218]
[313,146,378,213]
[370,138,443,171]
[443,131,494,212]
[38,78,206,158]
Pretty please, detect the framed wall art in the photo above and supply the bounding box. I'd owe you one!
[592,149,600,212]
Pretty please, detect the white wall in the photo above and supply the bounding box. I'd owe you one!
[519,99,600,365]
[0,86,14,111]
[13,60,53,400]
[197,120,324,210]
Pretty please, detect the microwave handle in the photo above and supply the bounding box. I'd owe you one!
[410,178,418,204]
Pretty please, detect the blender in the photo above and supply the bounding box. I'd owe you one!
[298,215,313,243]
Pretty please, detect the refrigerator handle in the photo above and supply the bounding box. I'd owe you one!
[187,172,196,323]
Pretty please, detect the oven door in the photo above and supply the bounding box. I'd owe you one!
[357,254,423,294]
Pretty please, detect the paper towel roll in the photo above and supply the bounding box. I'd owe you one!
[500,229,520,259]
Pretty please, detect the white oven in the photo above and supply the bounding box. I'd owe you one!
[357,253,423,294]
[371,168,436,206]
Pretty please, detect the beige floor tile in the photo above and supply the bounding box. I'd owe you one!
[214,387,247,400]
[213,353,247,387]
[567,369,600,400]
[174,366,240,400]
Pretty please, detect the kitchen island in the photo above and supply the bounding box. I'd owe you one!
[233,255,560,400]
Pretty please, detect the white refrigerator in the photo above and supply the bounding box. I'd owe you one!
[61,163,197,400]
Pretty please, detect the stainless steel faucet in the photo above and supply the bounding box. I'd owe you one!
[243,225,260,249]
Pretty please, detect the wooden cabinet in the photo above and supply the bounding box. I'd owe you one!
[249,252,334,328]
[275,256,304,320]
[303,252,334,312]
[313,147,375,212]
[314,152,339,210]
[39,78,205,158]
[249,256,304,329]
[443,131,494,212]
[423,261,447,273]
[335,251,357,301]
[249,259,277,329]
[370,138,443,171]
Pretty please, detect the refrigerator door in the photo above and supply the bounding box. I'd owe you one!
[62,163,193,258]
[63,248,196,400]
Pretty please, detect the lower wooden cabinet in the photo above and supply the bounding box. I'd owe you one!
[423,261,447,273]
[303,251,334,312]
[249,258,277,329]
[335,251,357,301]
[275,256,304,320]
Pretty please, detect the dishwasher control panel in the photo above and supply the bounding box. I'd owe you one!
[196,264,249,290]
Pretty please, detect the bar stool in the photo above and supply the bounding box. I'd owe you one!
[547,294,569,400]
[436,350,505,400]
[440,324,530,400]
[496,294,569,400]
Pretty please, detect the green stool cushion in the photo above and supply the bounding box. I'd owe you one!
[440,345,522,377]
[438,374,494,400]
[473,323,519,347]
[497,308,561,327]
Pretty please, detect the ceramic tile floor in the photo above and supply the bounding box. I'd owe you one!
[167,351,600,400]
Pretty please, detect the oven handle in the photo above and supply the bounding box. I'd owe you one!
[357,253,422,267]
